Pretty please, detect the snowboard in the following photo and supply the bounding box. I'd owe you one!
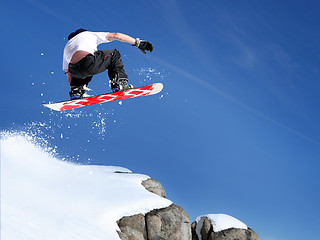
[43,83,163,111]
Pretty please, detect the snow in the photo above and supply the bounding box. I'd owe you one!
[0,133,172,240]
[195,214,248,240]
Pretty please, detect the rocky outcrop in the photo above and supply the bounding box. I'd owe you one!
[117,204,191,240]
[117,214,147,240]
[146,204,191,240]
[191,217,260,240]
[117,178,191,240]
[117,177,260,240]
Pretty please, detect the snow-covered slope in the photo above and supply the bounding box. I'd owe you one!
[0,133,172,240]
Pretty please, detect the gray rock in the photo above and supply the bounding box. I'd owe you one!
[141,178,167,198]
[191,217,261,240]
[146,204,191,240]
[191,221,199,240]
[117,204,191,240]
[208,228,260,240]
[201,217,212,240]
[117,230,129,240]
[117,214,147,240]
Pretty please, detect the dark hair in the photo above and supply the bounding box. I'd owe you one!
[68,28,87,40]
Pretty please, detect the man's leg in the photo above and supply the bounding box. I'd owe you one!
[94,49,132,92]
[105,49,128,81]
[69,76,92,99]
[70,76,92,88]
[68,54,95,99]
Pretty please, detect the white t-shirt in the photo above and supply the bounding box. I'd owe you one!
[63,31,110,70]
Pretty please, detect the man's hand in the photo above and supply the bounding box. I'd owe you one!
[133,38,153,54]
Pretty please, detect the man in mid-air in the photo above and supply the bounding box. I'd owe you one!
[63,29,153,99]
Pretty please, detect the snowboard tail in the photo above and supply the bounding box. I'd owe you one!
[43,83,163,111]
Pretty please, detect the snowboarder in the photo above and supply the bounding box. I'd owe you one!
[63,29,153,99]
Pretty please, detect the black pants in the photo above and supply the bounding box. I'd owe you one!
[68,49,128,87]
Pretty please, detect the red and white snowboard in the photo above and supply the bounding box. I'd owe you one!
[43,83,163,111]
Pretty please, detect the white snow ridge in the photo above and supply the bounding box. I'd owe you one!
[0,133,172,240]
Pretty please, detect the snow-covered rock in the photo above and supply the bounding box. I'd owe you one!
[196,214,247,234]
[191,214,260,240]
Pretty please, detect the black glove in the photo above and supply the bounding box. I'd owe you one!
[133,38,153,54]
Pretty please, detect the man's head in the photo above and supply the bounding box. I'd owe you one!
[68,28,87,40]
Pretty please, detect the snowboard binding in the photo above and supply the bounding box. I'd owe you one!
[109,73,133,93]
[69,85,91,100]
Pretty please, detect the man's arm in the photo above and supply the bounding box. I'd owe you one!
[106,33,136,45]
[106,32,153,54]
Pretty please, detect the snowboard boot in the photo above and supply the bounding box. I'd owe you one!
[109,74,133,93]
[69,85,86,100]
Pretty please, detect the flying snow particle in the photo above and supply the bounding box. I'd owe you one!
[119,101,122,105]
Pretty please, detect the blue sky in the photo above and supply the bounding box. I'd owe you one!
[1,0,320,239]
